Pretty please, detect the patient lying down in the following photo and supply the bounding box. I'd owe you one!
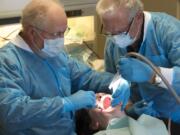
[75,93,125,135]
[75,93,168,135]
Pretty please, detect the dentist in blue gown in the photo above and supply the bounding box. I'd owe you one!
[0,0,130,135]
[96,0,180,125]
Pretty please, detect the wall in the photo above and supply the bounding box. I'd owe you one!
[142,0,180,19]
[178,0,180,19]
[0,0,30,19]
[0,0,98,19]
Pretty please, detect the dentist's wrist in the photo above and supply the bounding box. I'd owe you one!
[149,67,161,85]
[149,71,156,84]
[62,97,74,112]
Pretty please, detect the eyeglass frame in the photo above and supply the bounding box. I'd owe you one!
[33,26,71,38]
[100,17,134,37]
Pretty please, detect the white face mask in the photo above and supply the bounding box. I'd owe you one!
[42,38,64,57]
[111,32,136,48]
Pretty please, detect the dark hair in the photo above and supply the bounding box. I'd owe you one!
[75,109,100,135]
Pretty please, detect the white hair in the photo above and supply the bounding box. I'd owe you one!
[96,0,143,21]
[21,0,63,29]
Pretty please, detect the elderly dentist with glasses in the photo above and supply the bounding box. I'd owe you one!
[0,0,131,135]
[96,0,180,125]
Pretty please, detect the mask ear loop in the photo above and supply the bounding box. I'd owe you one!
[30,28,49,59]
[125,17,134,35]
[127,12,143,41]
[31,41,49,59]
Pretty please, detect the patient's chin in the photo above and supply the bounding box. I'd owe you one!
[102,106,125,118]
[102,106,114,112]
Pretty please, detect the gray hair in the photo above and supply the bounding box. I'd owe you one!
[21,0,62,30]
[96,0,143,21]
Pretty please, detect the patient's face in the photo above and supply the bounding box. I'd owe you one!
[88,93,124,130]
[96,93,112,110]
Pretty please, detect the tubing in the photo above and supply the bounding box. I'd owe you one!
[126,52,180,104]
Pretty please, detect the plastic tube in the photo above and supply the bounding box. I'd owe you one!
[126,52,180,104]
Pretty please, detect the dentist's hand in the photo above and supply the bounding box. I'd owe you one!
[63,90,96,112]
[119,58,154,83]
[129,100,159,117]
[111,77,130,111]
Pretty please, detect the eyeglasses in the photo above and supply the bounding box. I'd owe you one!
[34,26,71,38]
[100,18,134,37]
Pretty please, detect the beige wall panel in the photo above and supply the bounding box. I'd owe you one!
[142,0,180,18]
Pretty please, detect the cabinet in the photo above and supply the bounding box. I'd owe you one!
[142,0,180,19]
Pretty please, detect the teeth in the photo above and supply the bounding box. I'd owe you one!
[96,94,112,110]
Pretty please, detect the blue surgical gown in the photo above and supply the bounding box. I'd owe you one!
[0,43,114,135]
[104,12,180,123]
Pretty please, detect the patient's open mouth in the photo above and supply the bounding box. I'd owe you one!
[96,95,112,111]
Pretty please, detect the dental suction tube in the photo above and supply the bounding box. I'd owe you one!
[126,52,180,104]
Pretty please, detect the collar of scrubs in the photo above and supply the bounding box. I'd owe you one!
[143,11,151,42]
[11,34,33,52]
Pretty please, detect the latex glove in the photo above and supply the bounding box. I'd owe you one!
[63,90,96,112]
[111,77,130,111]
[119,58,154,82]
[132,100,159,117]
